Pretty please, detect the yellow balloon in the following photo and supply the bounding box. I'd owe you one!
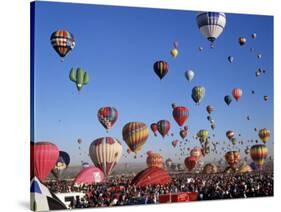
[170,48,178,58]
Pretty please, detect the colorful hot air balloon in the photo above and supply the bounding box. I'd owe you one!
[51,151,70,179]
[74,166,105,185]
[206,105,214,114]
[153,61,169,80]
[258,128,270,144]
[131,167,171,187]
[238,163,252,173]
[202,163,218,174]
[157,120,171,138]
[192,86,205,104]
[97,107,118,131]
[232,88,243,101]
[170,48,178,58]
[196,12,226,44]
[250,144,268,169]
[150,123,158,136]
[197,129,209,142]
[146,152,164,169]
[238,37,246,46]
[89,137,122,176]
[190,147,202,160]
[172,106,189,127]
[180,129,187,139]
[30,142,59,181]
[185,156,197,171]
[50,30,75,60]
[226,130,235,140]
[224,95,232,106]
[185,70,194,82]
[122,122,149,153]
[225,151,240,168]
[228,56,234,63]
[172,140,178,148]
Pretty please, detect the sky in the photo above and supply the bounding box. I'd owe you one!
[32,1,273,166]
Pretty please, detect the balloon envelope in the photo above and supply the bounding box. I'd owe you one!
[74,166,105,185]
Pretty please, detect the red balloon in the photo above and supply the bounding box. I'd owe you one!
[157,120,171,138]
[172,140,178,148]
[74,166,105,185]
[173,106,189,127]
[131,167,171,187]
[232,88,243,101]
[184,156,197,171]
[30,142,59,181]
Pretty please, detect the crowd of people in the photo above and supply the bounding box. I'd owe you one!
[45,171,273,209]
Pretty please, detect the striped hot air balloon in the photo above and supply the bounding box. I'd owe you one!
[50,30,75,60]
[157,120,171,138]
[122,122,149,153]
[196,12,226,43]
[150,123,158,136]
[89,137,122,176]
[97,107,118,131]
[232,88,243,101]
[153,61,169,80]
[146,152,164,169]
[172,106,189,127]
[225,151,240,168]
[258,128,270,144]
[190,147,202,160]
[250,144,268,169]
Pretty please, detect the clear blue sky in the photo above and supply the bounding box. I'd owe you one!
[32,1,273,166]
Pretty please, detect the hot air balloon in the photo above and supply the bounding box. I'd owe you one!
[197,129,209,142]
[250,144,268,169]
[30,142,59,181]
[172,106,189,126]
[122,122,149,153]
[196,12,226,46]
[150,123,158,136]
[228,56,234,63]
[226,130,235,140]
[238,163,252,173]
[258,128,270,144]
[232,88,243,101]
[50,30,75,61]
[184,156,197,171]
[82,162,90,168]
[224,95,232,105]
[206,105,214,114]
[77,138,82,144]
[211,123,216,130]
[131,167,171,187]
[257,53,262,59]
[231,137,237,145]
[51,151,70,179]
[74,166,105,185]
[264,96,269,101]
[225,151,240,168]
[202,163,218,174]
[190,147,202,160]
[165,158,173,168]
[97,107,118,131]
[89,137,122,176]
[172,140,178,148]
[69,68,89,91]
[173,41,179,49]
[238,37,246,46]
[170,48,178,58]
[251,33,257,39]
[198,46,203,51]
[179,129,187,140]
[153,60,169,80]
[146,152,164,168]
[185,70,194,82]
[157,120,171,138]
[192,86,205,104]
